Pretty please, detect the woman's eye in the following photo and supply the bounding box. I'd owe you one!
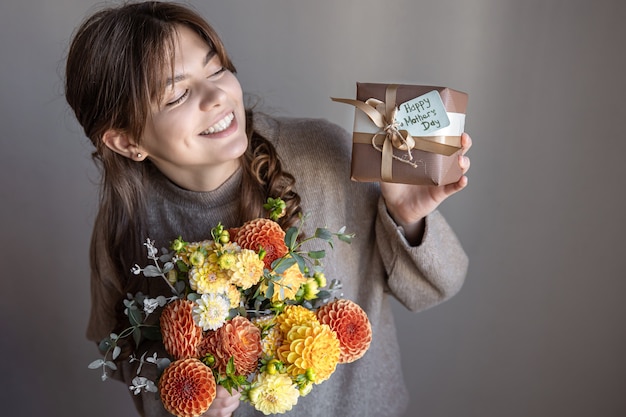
[208,67,226,79]
[166,89,189,106]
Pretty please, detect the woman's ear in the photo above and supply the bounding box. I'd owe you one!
[102,129,147,161]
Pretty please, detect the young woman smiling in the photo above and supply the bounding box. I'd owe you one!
[65,2,471,416]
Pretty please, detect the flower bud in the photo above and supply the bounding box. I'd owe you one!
[299,381,313,397]
[189,250,205,266]
[314,272,327,288]
[302,279,319,301]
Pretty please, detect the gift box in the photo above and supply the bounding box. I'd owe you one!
[332,83,468,185]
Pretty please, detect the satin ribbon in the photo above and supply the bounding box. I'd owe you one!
[332,84,461,182]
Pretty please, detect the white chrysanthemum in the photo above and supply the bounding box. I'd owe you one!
[192,293,231,331]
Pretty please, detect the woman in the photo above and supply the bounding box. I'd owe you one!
[65,2,471,416]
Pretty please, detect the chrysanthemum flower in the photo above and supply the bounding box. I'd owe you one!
[275,305,319,335]
[248,372,300,415]
[226,284,241,308]
[228,248,265,289]
[252,316,284,357]
[317,299,372,363]
[277,323,340,384]
[189,256,230,295]
[159,358,216,417]
[260,263,307,303]
[197,316,262,376]
[192,293,230,331]
[160,299,203,360]
[233,218,288,270]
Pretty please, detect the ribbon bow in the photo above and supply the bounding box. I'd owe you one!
[332,84,420,182]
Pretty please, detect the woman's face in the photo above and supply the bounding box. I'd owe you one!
[139,25,248,192]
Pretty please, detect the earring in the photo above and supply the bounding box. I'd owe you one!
[137,153,142,159]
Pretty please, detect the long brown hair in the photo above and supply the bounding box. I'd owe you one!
[65,1,301,296]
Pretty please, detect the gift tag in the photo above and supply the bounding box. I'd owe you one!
[395,90,450,135]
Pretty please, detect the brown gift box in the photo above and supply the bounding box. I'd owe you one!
[333,82,468,185]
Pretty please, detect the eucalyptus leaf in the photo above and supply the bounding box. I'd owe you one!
[175,280,186,293]
[88,359,105,369]
[316,290,331,299]
[162,262,174,273]
[98,339,111,352]
[112,346,122,360]
[157,358,171,372]
[142,265,162,277]
[105,360,118,370]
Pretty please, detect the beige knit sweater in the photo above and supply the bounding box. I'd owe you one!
[87,112,469,417]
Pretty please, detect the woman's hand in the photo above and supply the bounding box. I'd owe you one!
[380,133,472,244]
[203,386,241,417]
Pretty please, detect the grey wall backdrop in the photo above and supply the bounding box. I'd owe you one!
[1,1,624,416]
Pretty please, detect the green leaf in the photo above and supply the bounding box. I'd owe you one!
[307,250,326,260]
[291,252,306,272]
[314,227,333,242]
[273,256,296,274]
[128,307,143,327]
[338,232,355,244]
[226,357,236,376]
[142,326,163,341]
[265,281,274,300]
[132,327,142,347]
[285,227,299,249]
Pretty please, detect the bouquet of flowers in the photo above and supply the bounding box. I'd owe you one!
[89,198,372,416]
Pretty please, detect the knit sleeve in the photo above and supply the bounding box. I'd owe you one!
[375,198,469,312]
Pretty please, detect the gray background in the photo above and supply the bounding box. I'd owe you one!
[1,1,625,416]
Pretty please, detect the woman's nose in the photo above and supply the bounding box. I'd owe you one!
[199,81,227,111]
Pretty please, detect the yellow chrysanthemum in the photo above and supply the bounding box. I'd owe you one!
[275,305,319,335]
[229,248,265,290]
[189,256,230,295]
[179,240,215,265]
[277,323,340,384]
[248,373,300,415]
[226,284,241,308]
[252,316,284,357]
[260,263,307,303]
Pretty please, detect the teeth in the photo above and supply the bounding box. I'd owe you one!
[201,113,234,134]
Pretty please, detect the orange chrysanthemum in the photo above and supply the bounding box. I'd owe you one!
[159,358,216,417]
[277,323,340,384]
[316,299,372,363]
[160,299,203,360]
[197,316,263,376]
[233,218,288,270]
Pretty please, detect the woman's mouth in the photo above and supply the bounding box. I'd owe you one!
[200,112,235,135]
